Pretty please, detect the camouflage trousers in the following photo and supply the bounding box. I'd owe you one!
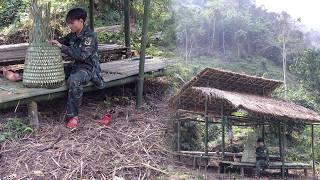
[256,159,268,177]
[64,66,92,118]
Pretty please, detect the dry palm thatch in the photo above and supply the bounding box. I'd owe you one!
[182,87,320,123]
[170,68,283,106]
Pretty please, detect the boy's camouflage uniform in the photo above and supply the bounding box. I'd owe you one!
[59,25,105,118]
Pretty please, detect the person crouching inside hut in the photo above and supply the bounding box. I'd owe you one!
[256,137,269,177]
[51,8,105,128]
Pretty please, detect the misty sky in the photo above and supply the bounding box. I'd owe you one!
[255,0,320,29]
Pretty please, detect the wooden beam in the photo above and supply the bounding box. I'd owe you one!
[136,0,150,108]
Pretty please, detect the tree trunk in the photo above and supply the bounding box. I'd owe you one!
[185,29,188,64]
[222,30,226,55]
[282,33,287,98]
[211,17,216,52]
[188,36,193,61]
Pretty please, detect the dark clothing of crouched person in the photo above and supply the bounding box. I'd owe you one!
[256,137,269,177]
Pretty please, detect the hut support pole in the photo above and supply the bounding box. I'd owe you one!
[28,101,39,129]
[124,0,131,50]
[221,104,225,159]
[312,124,315,176]
[177,118,181,161]
[89,0,94,31]
[136,0,150,108]
[278,124,285,178]
[262,125,265,140]
[204,96,209,172]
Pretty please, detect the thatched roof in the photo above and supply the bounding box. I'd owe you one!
[191,87,320,123]
[170,68,320,123]
[174,68,283,98]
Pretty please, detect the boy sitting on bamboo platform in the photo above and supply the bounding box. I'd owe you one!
[256,137,269,177]
[51,8,104,128]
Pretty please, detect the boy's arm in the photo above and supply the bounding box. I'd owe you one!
[60,35,96,63]
[58,33,71,46]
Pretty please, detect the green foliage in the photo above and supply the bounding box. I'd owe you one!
[180,120,221,151]
[97,32,124,44]
[0,0,29,28]
[0,118,33,142]
[291,49,320,94]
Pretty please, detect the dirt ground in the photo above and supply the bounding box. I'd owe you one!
[0,79,318,179]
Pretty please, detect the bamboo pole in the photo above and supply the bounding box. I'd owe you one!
[278,124,285,178]
[262,125,265,140]
[124,0,131,50]
[89,0,94,31]
[221,104,225,159]
[282,124,286,178]
[177,119,181,161]
[204,96,209,172]
[136,0,150,108]
[312,125,315,176]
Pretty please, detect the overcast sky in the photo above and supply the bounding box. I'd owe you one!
[255,0,320,29]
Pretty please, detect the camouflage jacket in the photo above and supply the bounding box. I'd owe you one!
[256,146,269,161]
[58,25,105,89]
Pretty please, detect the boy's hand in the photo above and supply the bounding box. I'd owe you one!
[50,40,62,48]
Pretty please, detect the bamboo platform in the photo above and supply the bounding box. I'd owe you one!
[0,57,167,110]
[218,160,311,176]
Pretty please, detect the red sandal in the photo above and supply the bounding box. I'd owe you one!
[98,114,112,126]
[66,116,79,129]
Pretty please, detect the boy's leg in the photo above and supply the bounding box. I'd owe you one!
[66,69,91,118]
[256,160,264,177]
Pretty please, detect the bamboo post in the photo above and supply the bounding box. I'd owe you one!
[177,119,181,161]
[28,101,39,129]
[312,124,315,176]
[278,124,285,178]
[262,125,265,140]
[136,0,150,108]
[89,0,94,31]
[282,124,286,178]
[221,105,225,159]
[278,124,282,175]
[204,96,209,172]
[124,0,131,50]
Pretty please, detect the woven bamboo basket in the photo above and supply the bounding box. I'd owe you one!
[23,0,65,88]
[23,45,65,88]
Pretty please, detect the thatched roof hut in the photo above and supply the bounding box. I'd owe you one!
[170,68,320,124]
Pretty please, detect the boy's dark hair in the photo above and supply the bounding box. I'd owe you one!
[257,137,264,143]
[66,8,87,23]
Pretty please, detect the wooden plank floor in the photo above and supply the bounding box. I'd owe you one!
[0,57,166,107]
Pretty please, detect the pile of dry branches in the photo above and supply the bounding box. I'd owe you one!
[0,90,175,179]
